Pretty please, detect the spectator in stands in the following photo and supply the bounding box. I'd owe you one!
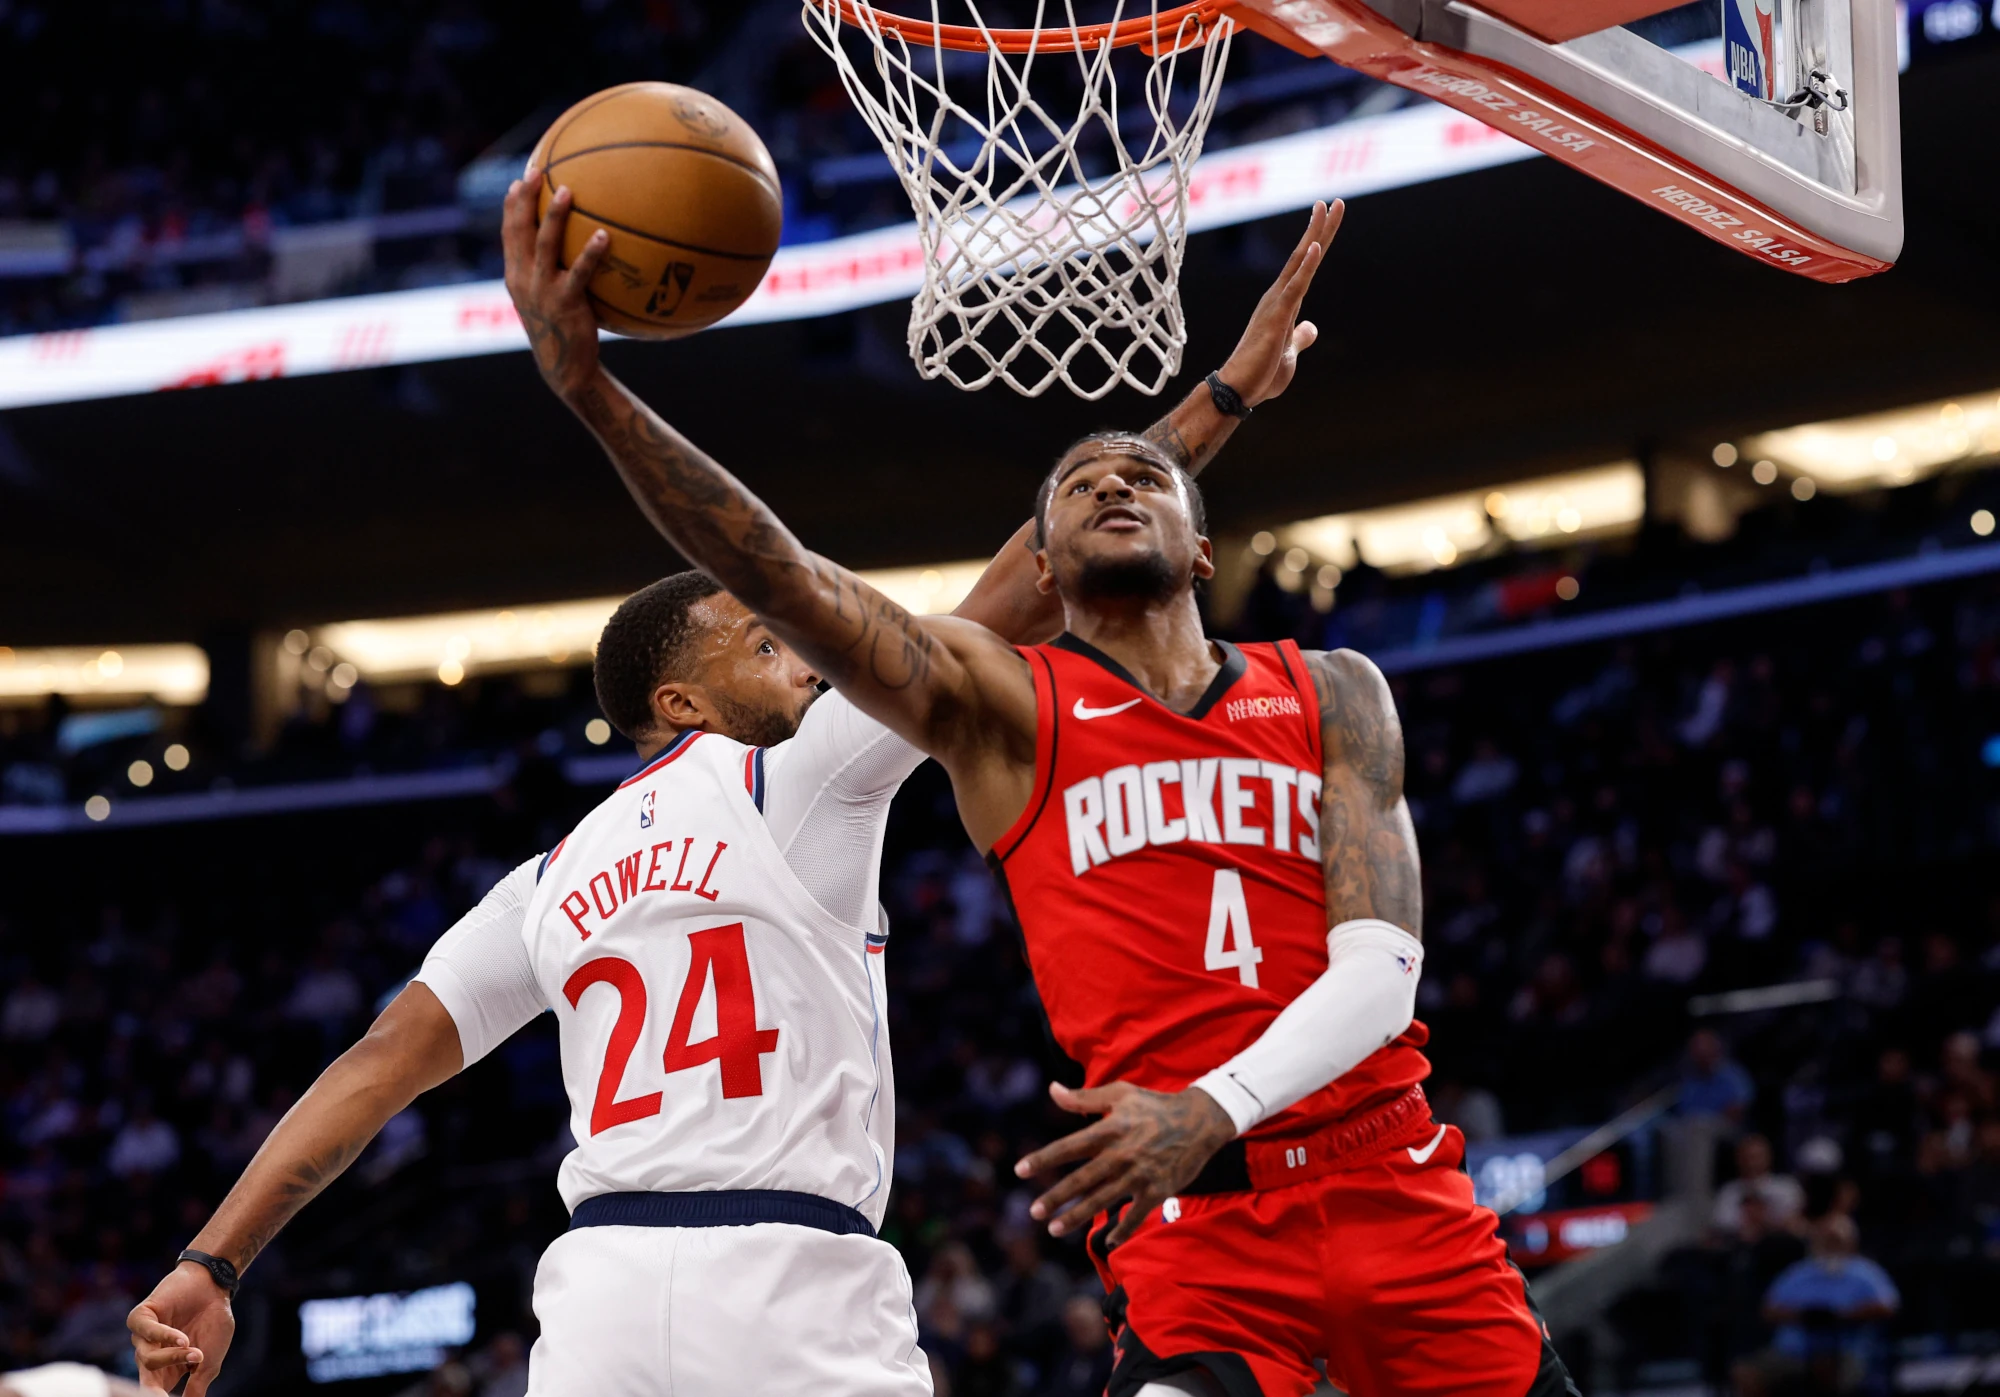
[918,1241,997,1331]
[0,978,61,1044]
[1043,1296,1115,1397]
[1848,936,1908,1011]
[1714,1134,1806,1239]
[1932,1030,1996,1122]
[1734,1214,1899,1397]
[104,1098,178,1179]
[1451,738,1519,804]
[953,1321,1023,1397]
[470,1332,528,1397]
[40,1265,131,1369]
[1685,1188,1807,1375]
[1964,1119,2000,1245]
[1850,1047,1921,1181]
[1428,1076,1505,1143]
[991,1226,1070,1370]
[1679,1029,1755,1127]
[1645,905,1709,985]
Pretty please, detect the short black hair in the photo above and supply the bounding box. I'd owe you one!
[593,571,727,741]
[1033,432,1206,549]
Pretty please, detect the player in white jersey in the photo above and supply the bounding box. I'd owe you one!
[124,175,1322,1395]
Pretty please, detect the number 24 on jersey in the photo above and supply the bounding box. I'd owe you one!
[564,923,781,1136]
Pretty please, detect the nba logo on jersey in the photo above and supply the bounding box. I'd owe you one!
[1724,0,1775,99]
[638,789,656,830]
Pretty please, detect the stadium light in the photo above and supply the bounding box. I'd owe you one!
[1743,393,2000,492]
[312,562,992,684]
[1276,463,1644,576]
[0,644,209,705]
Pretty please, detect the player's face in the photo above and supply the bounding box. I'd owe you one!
[1039,443,1214,606]
[673,594,822,746]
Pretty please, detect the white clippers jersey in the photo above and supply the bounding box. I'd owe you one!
[522,728,895,1227]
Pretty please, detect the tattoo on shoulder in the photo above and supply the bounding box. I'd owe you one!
[1308,650,1401,797]
[1307,649,1422,936]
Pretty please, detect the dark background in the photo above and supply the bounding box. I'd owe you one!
[4,45,1997,643]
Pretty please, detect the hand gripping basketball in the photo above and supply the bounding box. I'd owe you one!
[1216,199,1342,410]
[502,171,612,403]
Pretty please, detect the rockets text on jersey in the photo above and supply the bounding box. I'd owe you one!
[990,634,1428,1140]
[522,730,897,1226]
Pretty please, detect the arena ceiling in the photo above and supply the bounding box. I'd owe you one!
[5,48,1998,644]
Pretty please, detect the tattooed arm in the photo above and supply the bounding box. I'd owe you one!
[1307,647,1422,936]
[503,174,1037,830]
[1140,198,1342,477]
[127,985,462,1393]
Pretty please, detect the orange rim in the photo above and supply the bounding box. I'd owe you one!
[825,0,1237,53]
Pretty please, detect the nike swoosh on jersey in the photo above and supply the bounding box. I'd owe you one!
[1072,696,1144,720]
[1407,1124,1450,1165]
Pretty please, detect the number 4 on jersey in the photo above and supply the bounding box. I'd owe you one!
[1204,869,1263,988]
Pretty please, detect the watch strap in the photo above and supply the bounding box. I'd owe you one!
[1205,370,1252,419]
[178,1249,241,1295]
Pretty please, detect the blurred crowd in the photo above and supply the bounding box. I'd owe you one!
[2,568,1998,1394]
[0,0,1409,335]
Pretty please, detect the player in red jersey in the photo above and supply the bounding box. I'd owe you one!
[506,182,1575,1397]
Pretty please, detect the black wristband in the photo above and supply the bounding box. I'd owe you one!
[1205,370,1252,419]
[178,1249,241,1295]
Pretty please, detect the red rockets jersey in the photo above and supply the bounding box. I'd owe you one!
[989,634,1429,1140]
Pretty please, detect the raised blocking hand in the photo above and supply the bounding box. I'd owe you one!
[1219,198,1344,408]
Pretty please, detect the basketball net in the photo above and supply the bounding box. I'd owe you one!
[803,1,1235,399]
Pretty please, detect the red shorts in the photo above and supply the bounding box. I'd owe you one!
[1087,1123,1574,1397]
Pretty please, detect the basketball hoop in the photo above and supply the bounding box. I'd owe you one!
[803,0,1237,399]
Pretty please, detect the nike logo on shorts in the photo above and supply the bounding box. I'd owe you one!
[1407,1125,1449,1165]
[1072,697,1143,720]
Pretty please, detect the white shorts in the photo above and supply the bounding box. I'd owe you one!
[1,1364,110,1397]
[526,1222,931,1397]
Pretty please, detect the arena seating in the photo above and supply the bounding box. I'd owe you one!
[3,552,1995,1392]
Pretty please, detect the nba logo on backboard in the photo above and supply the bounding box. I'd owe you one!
[639,790,656,830]
[1724,0,1776,99]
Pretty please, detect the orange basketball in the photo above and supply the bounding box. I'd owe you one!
[527,83,782,340]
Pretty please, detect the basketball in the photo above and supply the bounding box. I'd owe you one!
[527,82,781,340]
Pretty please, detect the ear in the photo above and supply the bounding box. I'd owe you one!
[1191,535,1217,582]
[651,681,711,735]
[1033,548,1058,596]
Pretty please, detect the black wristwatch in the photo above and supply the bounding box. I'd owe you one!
[1205,370,1252,419]
[178,1249,241,1296]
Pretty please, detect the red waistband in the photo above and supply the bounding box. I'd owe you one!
[1182,1084,1437,1195]
[1246,1082,1437,1189]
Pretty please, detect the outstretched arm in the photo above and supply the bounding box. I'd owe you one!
[1140,200,1341,477]
[127,986,463,1393]
[505,174,1033,804]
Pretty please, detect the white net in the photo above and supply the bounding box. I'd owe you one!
[803,0,1235,399]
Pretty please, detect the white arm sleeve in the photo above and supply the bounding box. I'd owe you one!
[1192,919,1424,1136]
[761,690,928,929]
[411,856,547,1067]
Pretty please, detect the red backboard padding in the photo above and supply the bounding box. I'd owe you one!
[1470,0,1690,42]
